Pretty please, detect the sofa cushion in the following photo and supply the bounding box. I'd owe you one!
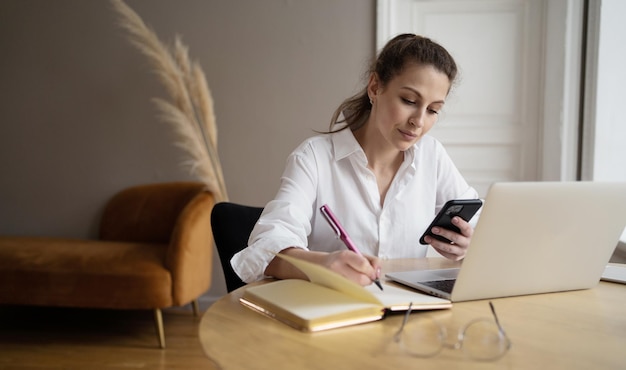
[0,237,172,309]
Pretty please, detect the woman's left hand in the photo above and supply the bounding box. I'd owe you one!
[425,216,473,261]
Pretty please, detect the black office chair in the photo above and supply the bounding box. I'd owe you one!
[211,202,264,292]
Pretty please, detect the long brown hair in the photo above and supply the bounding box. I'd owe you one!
[328,34,458,132]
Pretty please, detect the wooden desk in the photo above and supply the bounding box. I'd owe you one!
[199,258,626,369]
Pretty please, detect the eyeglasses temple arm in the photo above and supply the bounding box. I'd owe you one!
[394,302,413,342]
[489,301,508,337]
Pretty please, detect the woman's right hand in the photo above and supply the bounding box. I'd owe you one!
[265,248,381,287]
[322,250,381,286]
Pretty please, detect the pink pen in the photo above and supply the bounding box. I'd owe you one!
[320,204,383,291]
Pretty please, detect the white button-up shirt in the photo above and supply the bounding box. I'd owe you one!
[231,128,478,282]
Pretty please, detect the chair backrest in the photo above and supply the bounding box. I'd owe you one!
[211,202,264,292]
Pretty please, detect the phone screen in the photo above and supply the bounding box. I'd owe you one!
[419,199,482,245]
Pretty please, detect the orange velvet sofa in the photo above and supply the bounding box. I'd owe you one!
[0,182,215,348]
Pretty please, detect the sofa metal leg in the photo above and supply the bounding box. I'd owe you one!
[154,308,165,349]
[192,299,200,317]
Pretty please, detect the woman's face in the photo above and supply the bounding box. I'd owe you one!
[368,63,450,152]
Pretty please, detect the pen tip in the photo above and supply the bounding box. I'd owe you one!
[374,279,383,291]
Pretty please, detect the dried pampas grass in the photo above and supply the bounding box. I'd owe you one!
[111,0,227,201]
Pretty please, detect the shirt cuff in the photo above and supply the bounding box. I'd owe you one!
[230,237,306,283]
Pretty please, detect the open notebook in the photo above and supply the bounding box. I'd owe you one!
[387,181,626,302]
[239,254,450,332]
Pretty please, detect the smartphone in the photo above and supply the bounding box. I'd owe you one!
[419,199,483,245]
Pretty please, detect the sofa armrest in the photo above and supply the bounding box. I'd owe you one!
[166,190,216,306]
[100,182,207,244]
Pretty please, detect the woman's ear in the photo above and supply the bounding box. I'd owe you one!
[367,72,380,102]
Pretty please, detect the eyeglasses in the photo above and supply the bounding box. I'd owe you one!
[393,301,511,361]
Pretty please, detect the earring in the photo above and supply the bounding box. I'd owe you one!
[369,98,373,105]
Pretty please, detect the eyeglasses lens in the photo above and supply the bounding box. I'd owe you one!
[400,315,445,357]
[461,319,509,361]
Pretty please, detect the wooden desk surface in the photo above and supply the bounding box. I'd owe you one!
[199,258,626,369]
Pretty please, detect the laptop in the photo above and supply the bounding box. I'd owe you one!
[386,181,626,302]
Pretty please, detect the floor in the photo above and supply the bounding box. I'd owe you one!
[0,304,218,369]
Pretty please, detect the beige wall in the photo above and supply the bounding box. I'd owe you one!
[0,0,375,300]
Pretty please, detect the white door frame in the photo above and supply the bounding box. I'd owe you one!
[539,0,584,181]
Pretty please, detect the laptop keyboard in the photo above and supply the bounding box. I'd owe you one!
[420,279,456,294]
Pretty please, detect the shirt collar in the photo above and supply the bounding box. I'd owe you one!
[331,128,364,161]
[331,127,419,166]
[405,140,417,167]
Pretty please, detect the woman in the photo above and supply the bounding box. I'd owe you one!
[231,34,479,287]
